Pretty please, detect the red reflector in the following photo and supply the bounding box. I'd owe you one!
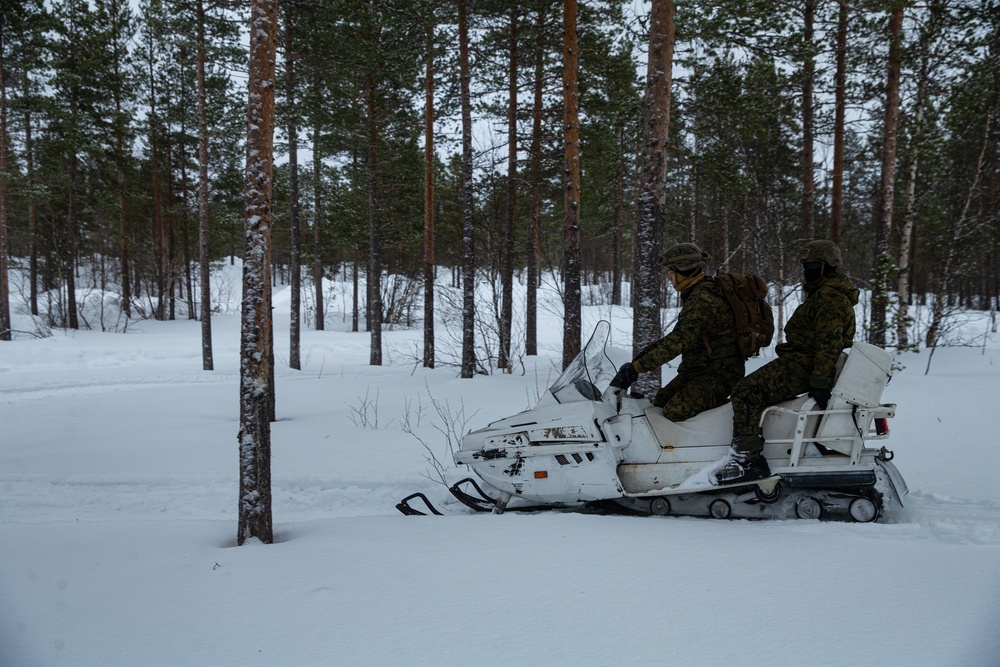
[534,471,548,479]
[875,418,889,435]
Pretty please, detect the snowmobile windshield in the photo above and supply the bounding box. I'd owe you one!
[546,321,617,404]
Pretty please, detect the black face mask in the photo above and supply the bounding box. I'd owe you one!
[803,261,824,283]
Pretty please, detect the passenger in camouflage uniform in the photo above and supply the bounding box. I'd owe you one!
[717,239,860,484]
[609,243,745,422]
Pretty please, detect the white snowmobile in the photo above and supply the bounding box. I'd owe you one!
[437,320,907,522]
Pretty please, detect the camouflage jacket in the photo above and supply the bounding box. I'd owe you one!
[633,277,744,377]
[776,274,859,389]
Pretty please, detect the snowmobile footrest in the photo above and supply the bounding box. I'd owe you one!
[449,477,499,512]
[396,493,444,516]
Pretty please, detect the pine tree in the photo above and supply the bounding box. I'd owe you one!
[238,0,277,546]
[422,20,436,369]
[284,1,302,370]
[870,3,905,348]
[632,0,674,393]
[458,0,476,378]
[561,0,581,369]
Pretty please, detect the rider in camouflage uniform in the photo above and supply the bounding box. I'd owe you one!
[610,243,745,422]
[717,239,860,484]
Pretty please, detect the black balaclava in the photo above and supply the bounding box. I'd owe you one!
[804,261,837,284]
[803,261,823,284]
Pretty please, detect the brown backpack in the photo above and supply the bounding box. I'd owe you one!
[713,272,775,358]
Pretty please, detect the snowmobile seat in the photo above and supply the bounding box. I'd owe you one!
[813,341,893,455]
[644,402,734,450]
[761,342,894,464]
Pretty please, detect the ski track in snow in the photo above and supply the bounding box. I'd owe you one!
[889,491,1000,546]
[0,474,430,524]
[0,372,241,405]
[4,474,999,546]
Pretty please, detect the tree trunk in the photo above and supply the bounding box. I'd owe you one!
[612,128,625,306]
[312,125,324,331]
[365,71,382,367]
[525,4,545,357]
[164,106,176,322]
[561,0,582,370]
[830,0,847,244]
[897,0,943,350]
[459,0,476,378]
[23,75,38,317]
[149,37,165,322]
[870,3,905,347]
[197,0,214,369]
[801,0,815,240]
[352,246,359,332]
[66,147,79,330]
[423,24,435,369]
[0,35,10,341]
[500,6,518,371]
[633,0,675,395]
[286,8,301,371]
[721,204,730,272]
[238,0,277,547]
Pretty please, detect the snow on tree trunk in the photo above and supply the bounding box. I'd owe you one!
[0,36,10,342]
[499,8,518,372]
[238,0,277,547]
[459,0,476,379]
[312,125,324,331]
[633,0,675,395]
[562,0,582,370]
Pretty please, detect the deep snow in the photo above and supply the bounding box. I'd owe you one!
[1,264,999,666]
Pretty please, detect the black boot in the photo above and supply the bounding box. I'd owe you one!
[715,436,770,485]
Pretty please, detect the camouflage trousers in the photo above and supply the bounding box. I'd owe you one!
[654,367,743,423]
[731,356,813,443]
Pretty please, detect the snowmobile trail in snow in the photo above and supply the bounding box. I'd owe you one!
[0,372,239,405]
[894,492,1000,545]
[0,473,421,523]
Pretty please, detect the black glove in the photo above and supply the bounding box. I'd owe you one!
[610,362,640,389]
[808,386,832,410]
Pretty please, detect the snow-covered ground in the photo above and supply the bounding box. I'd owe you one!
[1,264,999,666]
